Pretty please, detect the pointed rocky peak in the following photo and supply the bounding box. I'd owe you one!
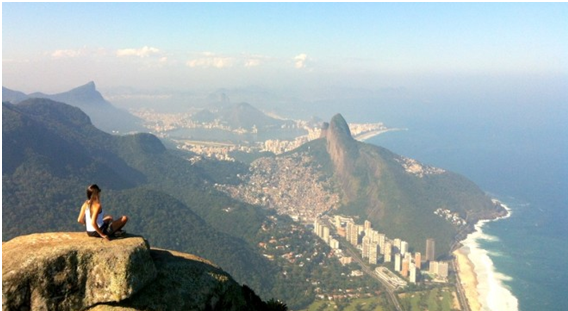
[64,81,104,101]
[324,113,356,150]
[323,113,358,180]
[26,81,107,106]
[328,113,353,142]
[72,81,96,92]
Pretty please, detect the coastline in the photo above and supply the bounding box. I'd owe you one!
[354,128,407,142]
[454,247,481,311]
[455,202,518,311]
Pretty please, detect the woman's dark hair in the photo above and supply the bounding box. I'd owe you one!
[86,184,101,200]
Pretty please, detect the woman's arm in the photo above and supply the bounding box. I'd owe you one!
[77,202,87,225]
[90,203,109,240]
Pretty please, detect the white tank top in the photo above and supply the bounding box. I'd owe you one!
[85,202,104,232]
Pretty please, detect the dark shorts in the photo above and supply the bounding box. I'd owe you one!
[86,222,112,237]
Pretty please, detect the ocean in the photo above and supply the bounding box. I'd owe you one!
[354,98,568,311]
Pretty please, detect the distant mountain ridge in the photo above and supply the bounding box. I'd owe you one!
[193,102,291,131]
[29,81,107,105]
[2,82,145,134]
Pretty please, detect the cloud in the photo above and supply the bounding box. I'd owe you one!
[244,58,261,67]
[49,47,109,59]
[294,53,309,69]
[51,49,85,58]
[187,57,234,69]
[116,46,161,58]
[186,53,270,69]
[186,52,236,69]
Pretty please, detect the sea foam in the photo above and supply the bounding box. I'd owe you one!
[462,204,519,311]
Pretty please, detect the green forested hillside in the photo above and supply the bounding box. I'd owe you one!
[2,99,277,299]
[296,114,506,257]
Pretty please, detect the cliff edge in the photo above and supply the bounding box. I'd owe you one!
[2,233,274,311]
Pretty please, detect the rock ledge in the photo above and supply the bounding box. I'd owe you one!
[2,232,271,311]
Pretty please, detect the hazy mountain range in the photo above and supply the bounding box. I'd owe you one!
[3,82,145,134]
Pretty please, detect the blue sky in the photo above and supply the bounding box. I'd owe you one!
[2,2,567,94]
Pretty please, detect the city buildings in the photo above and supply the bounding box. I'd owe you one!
[428,261,449,281]
[415,252,422,270]
[312,215,447,288]
[426,238,436,262]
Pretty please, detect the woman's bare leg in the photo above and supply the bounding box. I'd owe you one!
[110,216,128,233]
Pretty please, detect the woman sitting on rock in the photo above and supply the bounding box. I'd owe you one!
[77,184,128,240]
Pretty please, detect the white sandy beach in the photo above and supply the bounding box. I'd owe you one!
[454,247,482,311]
[457,204,519,311]
[354,128,407,142]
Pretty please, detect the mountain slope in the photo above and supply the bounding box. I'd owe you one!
[194,102,291,131]
[3,82,144,134]
[2,99,277,299]
[320,114,506,256]
[2,86,28,103]
[221,113,507,257]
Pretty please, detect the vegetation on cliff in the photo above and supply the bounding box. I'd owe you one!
[2,99,277,301]
[311,114,506,255]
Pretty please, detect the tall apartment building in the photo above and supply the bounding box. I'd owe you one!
[346,221,359,246]
[357,225,364,236]
[394,253,402,272]
[384,241,392,263]
[364,220,372,230]
[438,262,449,278]
[369,242,379,265]
[409,262,417,283]
[322,226,330,243]
[429,261,439,274]
[370,230,379,243]
[415,252,422,270]
[394,238,401,254]
[362,235,371,258]
[400,241,409,256]
[313,219,321,236]
[377,233,386,253]
[364,227,374,239]
[334,215,342,229]
[428,260,448,279]
[346,220,353,237]
[401,257,410,277]
[426,238,436,262]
